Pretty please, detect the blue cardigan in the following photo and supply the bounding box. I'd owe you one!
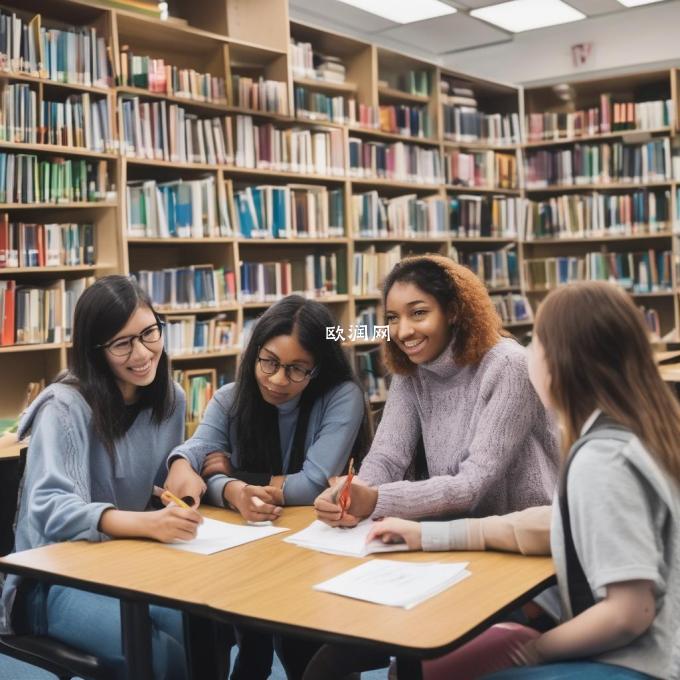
[0,381,186,634]
[169,380,364,506]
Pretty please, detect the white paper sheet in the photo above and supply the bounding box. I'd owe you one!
[164,517,289,555]
[314,559,471,609]
[284,520,410,557]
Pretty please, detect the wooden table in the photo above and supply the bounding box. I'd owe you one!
[0,506,555,679]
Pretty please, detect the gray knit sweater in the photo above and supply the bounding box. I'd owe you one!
[359,338,559,520]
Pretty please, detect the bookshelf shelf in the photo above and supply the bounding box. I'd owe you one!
[0,142,117,160]
[124,158,218,171]
[525,182,674,194]
[0,265,96,275]
[238,238,349,245]
[223,107,294,124]
[0,70,111,96]
[353,294,382,301]
[452,236,519,244]
[353,236,449,243]
[523,127,672,148]
[155,303,240,314]
[169,349,241,361]
[378,86,430,104]
[127,237,236,244]
[445,185,519,196]
[242,295,349,309]
[443,140,519,152]
[294,77,358,94]
[523,231,674,245]
[0,202,118,210]
[116,86,229,115]
[225,166,346,183]
[347,126,440,147]
[351,178,441,191]
[0,343,64,354]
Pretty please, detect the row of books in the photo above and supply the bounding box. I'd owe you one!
[126,177,231,239]
[134,266,237,310]
[0,153,113,204]
[173,368,218,434]
[490,293,533,324]
[525,98,672,142]
[462,248,520,290]
[524,138,672,188]
[234,115,345,175]
[442,106,520,146]
[352,244,401,295]
[0,12,112,87]
[378,105,432,139]
[163,314,238,356]
[118,47,226,103]
[353,304,379,340]
[0,276,90,346]
[0,217,94,268]
[524,250,673,293]
[240,255,341,302]
[348,139,443,184]
[444,150,517,190]
[524,190,671,240]
[294,87,356,125]
[0,84,114,152]
[232,75,288,115]
[235,184,344,239]
[351,192,447,239]
[449,195,521,239]
[119,98,230,164]
[387,70,431,97]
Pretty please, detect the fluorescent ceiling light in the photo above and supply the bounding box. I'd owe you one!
[335,0,456,24]
[471,0,585,33]
[617,0,664,6]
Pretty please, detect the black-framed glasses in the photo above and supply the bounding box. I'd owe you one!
[256,355,318,383]
[96,322,165,357]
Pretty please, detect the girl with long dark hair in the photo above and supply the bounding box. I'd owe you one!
[164,294,366,679]
[0,275,200,680]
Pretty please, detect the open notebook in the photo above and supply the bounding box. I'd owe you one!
[284,519,409,557]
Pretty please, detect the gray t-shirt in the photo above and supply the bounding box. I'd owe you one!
[551,431,680,679]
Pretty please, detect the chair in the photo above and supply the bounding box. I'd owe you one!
[0,446,113,680]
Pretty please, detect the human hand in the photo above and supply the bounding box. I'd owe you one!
[164,458,206,508]
[202,451,233,478]
[228,482,283,522]
[145,505,203,543]
[366,517,422,550]
[509,638,545,667]
[313,477,378,527]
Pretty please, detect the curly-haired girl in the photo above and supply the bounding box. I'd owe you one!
[314,254,559,526]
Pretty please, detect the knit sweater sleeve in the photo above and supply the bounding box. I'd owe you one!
[357,374,421,486]
[372,350,542,519]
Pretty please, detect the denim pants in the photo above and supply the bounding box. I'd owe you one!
[18,582,187,680]
[484,661,653,679]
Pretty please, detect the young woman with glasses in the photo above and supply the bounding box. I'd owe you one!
[163,293,367,680]
[0,275,202,679]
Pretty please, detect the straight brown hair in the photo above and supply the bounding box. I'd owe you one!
[534,281,680,480]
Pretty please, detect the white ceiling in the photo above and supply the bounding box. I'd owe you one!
[289,0,678,59]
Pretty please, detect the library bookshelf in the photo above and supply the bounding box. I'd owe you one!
[1,0,678,432]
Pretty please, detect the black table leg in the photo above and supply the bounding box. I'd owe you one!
[120,599,153,678]
[183,612,233,680]
[396,655,423,680]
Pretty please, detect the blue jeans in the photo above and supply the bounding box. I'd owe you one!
[484,661,653,679]
[19,583,187,680]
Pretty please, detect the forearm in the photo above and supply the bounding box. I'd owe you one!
[372,476,471,519]
[98,508,151,539]
[536,600,648,661]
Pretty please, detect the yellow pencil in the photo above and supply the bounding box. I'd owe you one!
[161,489,191,510]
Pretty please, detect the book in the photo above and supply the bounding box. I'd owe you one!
[445,150,517,190]
[232,75,288,115]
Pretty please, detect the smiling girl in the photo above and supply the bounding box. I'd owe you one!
[315,254,558,526]
[0,275,201,680]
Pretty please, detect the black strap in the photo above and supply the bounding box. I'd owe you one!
[559,414,633,616]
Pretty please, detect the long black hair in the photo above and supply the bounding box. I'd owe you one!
[60,275,175,455]
[232,295,367,473]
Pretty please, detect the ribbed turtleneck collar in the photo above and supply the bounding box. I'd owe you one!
[419,337,459,379]
[276,391,302,414]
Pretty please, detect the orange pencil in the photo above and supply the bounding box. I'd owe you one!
[337,458,355,520]
[161,489,191,510]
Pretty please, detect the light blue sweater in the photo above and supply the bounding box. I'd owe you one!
[0,381,186,634]
[169,380,364,506]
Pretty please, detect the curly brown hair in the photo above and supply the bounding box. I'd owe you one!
[382,254,505,375]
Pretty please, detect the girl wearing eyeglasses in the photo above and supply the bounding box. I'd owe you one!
[164,294,367,680]
[1,275,201,680]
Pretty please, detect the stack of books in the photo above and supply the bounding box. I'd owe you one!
[164,314,238,356]
[449,195,521,238]
[352,245,401,295]
[232,75,288,115]
[444,150,517,189]
[348,139,442,184]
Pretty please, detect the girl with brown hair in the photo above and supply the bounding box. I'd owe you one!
[314,253,558,525]
[366,280,680,680]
